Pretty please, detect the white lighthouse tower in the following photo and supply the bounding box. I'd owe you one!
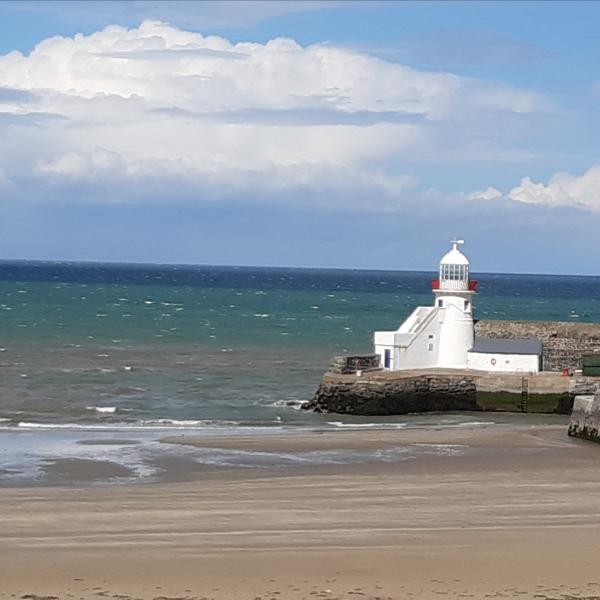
[373,240,477,371]
[433,239,475,368]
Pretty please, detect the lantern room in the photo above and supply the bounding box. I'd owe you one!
[432,239,478,292]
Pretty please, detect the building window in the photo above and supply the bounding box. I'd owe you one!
[428,334,434,339]
[428,343,434,351]
[464,300,470,310]
[438,299,444,307]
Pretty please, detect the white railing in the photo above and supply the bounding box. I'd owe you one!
[439,279,469,291]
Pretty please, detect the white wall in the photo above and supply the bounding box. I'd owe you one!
[374,307,443,371]
[374,290,476,371]
[467,352,540,373]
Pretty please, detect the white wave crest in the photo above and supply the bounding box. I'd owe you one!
[18,422,114,430]
[141,418,206,426]
[140,418,241,428]
[268,399,307,410]
[326,421,407,429]
[438,421,494,428]
[86,406,117,414]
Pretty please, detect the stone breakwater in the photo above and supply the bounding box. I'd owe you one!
[475,320,600,372]
[306,319,600,416]
[568,387,600,442]
[307,369,599,415]
[307,372,478,415]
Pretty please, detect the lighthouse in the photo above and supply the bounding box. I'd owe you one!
[373,240,542,373]
[373,240,477,371]
[433,239,476,368]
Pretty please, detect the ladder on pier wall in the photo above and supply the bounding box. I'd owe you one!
[520,377,529,413]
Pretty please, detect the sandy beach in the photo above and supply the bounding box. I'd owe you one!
[1,424,600,600]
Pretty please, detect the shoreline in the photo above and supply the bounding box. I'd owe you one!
[1,423,600,599]
[0,416,569,486]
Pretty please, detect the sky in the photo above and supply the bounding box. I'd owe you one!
[0,1,599,274]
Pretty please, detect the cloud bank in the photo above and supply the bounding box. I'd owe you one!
[508,165,600,212]
[0,21,555,209]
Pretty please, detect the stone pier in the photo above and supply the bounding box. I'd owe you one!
[306,368,599,415]
[307,319,600,416]
[568,387,600,442]
[309,371,478,415]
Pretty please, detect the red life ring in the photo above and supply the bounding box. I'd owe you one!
[491,358,497,366]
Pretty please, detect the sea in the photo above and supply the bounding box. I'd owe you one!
[1,260,599,484]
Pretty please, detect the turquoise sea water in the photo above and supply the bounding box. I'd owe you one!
[0,261,597,483]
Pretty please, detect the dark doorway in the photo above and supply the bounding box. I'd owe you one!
[384,349,391,369]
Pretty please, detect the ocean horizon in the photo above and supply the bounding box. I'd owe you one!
[2,257,600,278]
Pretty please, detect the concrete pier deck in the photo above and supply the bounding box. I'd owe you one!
[323,367,583,394]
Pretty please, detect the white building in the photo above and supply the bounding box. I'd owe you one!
[467,338,541,373]
[373,240,541,373]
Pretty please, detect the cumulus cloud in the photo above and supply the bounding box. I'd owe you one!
[0,20,553,207]
[466,187,503,202]
[508,165,600,211]
[1,21,463,116]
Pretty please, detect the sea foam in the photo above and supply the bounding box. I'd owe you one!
[326,421,407,429]
[268,399,307,410]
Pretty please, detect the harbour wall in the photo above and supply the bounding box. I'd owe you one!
[309,372,478,415]
[307,369,599,415]
[307,319,600,416]
[568,389,600,442]
[475,320,600,372]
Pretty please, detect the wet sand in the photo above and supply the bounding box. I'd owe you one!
[1,424,600,599]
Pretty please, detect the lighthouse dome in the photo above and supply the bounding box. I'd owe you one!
[438,240,471,289]
[440,241,469,266]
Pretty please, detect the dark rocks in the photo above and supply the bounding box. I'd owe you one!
[306,376,478,415]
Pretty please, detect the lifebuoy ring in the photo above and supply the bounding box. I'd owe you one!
[491,358,497,366]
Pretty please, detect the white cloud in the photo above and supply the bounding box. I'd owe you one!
[0,21,553,207]
[35,148,124,177]
[466,187,503,202]
[1,21,462,116]
[508,165,600,211]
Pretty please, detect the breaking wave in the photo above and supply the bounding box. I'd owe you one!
[86,406,118,414]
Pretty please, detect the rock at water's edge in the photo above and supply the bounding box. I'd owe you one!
[306,375,478,415]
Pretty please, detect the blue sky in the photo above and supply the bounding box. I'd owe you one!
[0,1,599,274]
